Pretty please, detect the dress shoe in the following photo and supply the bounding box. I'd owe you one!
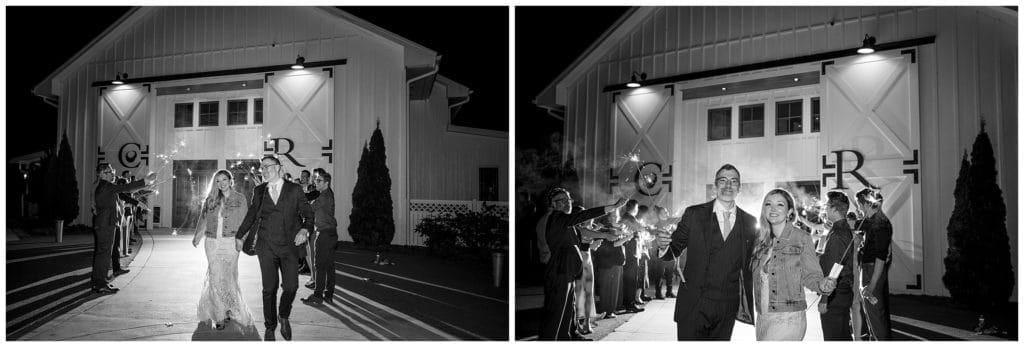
[93,286,117,294]
[666,291,676,298]
[641,295,652,302]
[603,312,617,319]
[322,296,334,305]
[300,295,324,306]
[280,317,292,341]
[655,293,665,300]
[113,269,130,277]
[264,328,276,341]
[625,306,645,313]
[304,280,315,289]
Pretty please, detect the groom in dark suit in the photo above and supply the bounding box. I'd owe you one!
[657,164,756,340]
[237,156,314,341]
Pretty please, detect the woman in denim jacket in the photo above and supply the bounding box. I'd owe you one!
[192,170,254,330]
[751,188,836,340]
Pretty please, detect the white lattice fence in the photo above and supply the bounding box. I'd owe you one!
[404,199,508,247]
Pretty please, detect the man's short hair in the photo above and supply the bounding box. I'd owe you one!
[318,171,332,183]
[547,187,570,204]
[855,188,883,209]
[261,156,282,166]
[715,164,741,181]
[826,191,850,215]
[96,163,112,174]
[301,170,311,176]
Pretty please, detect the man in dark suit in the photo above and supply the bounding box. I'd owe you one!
[656,164,756,340]
[818,191,856,340]
[300,170,338,306]
[236,156,314,341]
[92,164,155,294]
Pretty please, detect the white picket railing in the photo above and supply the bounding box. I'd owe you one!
[403,199,508,247]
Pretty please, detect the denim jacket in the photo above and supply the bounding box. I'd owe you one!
[750,223,826,313]
[199,190,249,238]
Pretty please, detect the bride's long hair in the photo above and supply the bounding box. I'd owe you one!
[204,170,234,213]
[754,188,797,255]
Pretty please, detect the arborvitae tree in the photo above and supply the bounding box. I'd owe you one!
[943,151,975,304]
[348,142,373,246]
[367,122,395,249]
[47,133,79,224]
[965,120,1014,314]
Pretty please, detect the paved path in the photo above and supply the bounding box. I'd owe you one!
[18,229,504,341]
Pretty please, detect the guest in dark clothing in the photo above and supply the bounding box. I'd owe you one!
[91,164,155,294]
[619,200,646,313]
[300,171,338,306]
[818,191,856,340]
[656,164,757,340]
[538,188,625,341]
[855,188,892,340]
[649,206,678,299]
[594,213,628,319]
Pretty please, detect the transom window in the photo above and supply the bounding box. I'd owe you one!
[707,107,732,141]
[739,104,764,138]
[775,100,803,135]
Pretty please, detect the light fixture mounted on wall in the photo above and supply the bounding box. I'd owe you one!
[291,55,306,70]
[857,34,877,54]
[627,71,647,88]
[112,72,128,85]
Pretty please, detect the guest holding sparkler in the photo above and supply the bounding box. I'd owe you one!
[574,205,602,335]
[538,188,625,341]
[637,206,654,303]
[655,164,757,340]
[300,170,338,306]
[818,191,856,340]
[192,170,255,330]
[619,200,646,313]
[91,164,156,294]
[594,212,629,319]
[855,188,892,340]
[751,188,836,340]
[649,206,678,299]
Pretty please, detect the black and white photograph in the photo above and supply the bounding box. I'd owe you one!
[6,6,509,341]
[515,6,1017,342]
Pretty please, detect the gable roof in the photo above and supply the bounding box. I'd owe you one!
[33,6,439,99]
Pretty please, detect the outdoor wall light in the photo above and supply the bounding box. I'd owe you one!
[112,72,127,85]
[627,71,647,88]
[858,34,877,54]
[291,55,306,70]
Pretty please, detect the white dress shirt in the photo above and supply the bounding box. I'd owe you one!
[713,199,737,239]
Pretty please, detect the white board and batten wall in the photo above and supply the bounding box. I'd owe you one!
[39,7,428,243]
[549,7,1016,297]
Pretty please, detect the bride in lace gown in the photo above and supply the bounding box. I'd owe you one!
[192,170,254,329]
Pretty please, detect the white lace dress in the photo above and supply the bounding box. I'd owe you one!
[197,208,254,326]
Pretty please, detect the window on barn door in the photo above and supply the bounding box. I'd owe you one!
[174,103,193,128]
[199,101,219,127]
[479,167,499,201]
[811,97,821,133]
[227,99,248,125]
[708,107,732,141]
[775,100,803,135]
[739,104,764,138]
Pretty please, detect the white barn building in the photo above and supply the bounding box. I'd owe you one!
[33,6,508,246]
[536,7,1016,297]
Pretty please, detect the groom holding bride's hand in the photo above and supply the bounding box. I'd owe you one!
[237,156,314,341]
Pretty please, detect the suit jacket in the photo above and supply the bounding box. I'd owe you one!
[661,200,757,325]
[236,180,314,246]
[94,179,145,229]
[545,207,606,279]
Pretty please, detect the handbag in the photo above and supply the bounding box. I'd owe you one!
[240,186,266,256]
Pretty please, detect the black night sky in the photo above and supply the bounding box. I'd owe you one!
[5,6,508,159]
[514,6,628,153]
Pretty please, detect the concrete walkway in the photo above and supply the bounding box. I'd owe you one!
[20,229,459,341]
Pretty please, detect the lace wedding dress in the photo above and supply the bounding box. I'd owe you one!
[197,208,254,326]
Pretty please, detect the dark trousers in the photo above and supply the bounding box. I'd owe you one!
[676,296,739,340]
[539,274,576,340]
[257,240,300,329]
[595,265,622,314]
[91,226,115,287]
[649,258,676,294]
[820,287,854,340]
[621,257,641,307]
[312,229,338,298]
[861,262,892,340]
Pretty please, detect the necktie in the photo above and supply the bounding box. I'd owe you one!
[722,211,732,239]
[271,183,281,204]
